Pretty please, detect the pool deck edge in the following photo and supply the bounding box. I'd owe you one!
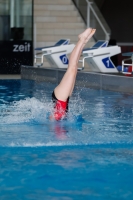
[21,65,133,94]
[0,75,21,79]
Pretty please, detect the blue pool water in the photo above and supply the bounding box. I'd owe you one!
[0,79,133,199]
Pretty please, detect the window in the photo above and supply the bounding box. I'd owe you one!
[0,0,33,74]
[0,0,33,41]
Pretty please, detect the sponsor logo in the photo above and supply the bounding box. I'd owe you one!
[13,42,31,52]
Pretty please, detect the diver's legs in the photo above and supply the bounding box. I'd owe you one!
[54,28,96,101]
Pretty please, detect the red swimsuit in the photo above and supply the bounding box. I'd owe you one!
[52,92,69,121]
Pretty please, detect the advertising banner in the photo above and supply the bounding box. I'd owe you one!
[0,40,33,74]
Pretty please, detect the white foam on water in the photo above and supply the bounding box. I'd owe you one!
[1,92,133,147]
[9,141,78,147]
[0,99,8,104]
[0,94,84,125]
[0,95,92,147]
[0,97,53,124]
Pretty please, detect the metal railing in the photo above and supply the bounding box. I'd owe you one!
[72,0,111,41]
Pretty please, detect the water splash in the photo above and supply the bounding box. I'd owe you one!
[1,84,133,147]
[0,97,53,124]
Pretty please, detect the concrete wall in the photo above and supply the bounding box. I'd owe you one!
[34,0,94,48]
[21,66,133,94]
[34,0,95,68]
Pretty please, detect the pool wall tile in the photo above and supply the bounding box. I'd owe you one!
[21,66,133,94]
[76,72,102,89]
[101,74,133,93]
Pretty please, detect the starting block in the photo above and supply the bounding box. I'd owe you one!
[34,39,75,68]
[35,39,121,73]
[81,40,121,73]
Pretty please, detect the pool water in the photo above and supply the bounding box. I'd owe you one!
[0,80,133,199]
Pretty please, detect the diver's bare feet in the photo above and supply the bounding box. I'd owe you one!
[78,28,96,44]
